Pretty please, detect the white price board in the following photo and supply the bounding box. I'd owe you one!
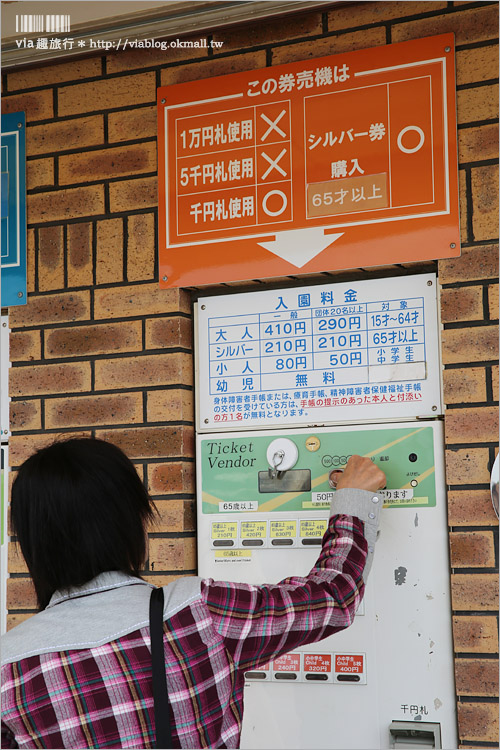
[195,274,441,431]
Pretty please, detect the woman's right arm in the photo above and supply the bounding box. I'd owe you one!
[201,455,386,672]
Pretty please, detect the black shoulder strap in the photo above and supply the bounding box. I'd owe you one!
[149,586,173,749]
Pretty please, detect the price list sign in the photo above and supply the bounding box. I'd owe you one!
[158,34,459,287]
[196,274,441,431]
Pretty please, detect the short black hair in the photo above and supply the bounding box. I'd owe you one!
[11,438,156,610]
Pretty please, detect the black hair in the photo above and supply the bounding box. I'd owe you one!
[11,438,156,610]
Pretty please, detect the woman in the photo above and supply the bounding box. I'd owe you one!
[1,438,385,748]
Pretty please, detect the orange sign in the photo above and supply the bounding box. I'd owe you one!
[273,653,301,672]
[304,654,332,673]
[158,34,459,287]
[335,654,364,674]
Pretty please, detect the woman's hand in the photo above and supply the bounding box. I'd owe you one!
[329,455,386,492]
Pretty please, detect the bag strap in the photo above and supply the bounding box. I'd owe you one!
[149,586,173,749]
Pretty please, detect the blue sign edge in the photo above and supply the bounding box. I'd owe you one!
[1,111,27,308]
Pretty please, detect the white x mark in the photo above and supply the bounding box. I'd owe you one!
[260,109,287,141]
[261,148,287,180]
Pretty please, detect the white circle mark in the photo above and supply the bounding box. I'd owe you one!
[397,126,425,154]
[262,190,288,217]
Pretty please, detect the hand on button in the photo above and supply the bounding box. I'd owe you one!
[335,455,386,492]
[328,469,344,488]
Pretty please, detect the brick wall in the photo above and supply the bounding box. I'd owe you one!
[2,1,498,745]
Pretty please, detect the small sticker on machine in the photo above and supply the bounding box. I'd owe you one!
[378,489,414,501]
[218,501,259,512]
[335,654,364,673]
[304,654,332,674]
[270,520,297,538]
[214,550,251,562]
[311,492,334,505]
[211,522,237,540]
[240,521,267,539]
[300,519,328,538]
[273,653,301,672]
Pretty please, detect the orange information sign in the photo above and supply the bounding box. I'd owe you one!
[304,654,332,674]
[272,653,301,672]
[158,34,459,287]
[335,654,364,674]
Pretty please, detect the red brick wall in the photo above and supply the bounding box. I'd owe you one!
[2,1,498,745]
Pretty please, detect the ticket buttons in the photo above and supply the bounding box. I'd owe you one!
[300,519,328,546]
[303,653,333,683]
[333,653,367,684]
[272,653,301,681]
[270,520,297,547]
[240,520,267,548]
[211,521,237,548]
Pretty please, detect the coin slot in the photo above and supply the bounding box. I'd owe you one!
[213,540,234,547]
[245,672,267,680]
[305,673,328,681]
[274,672,297,680]
[271,538,294,546]
[301,538,322,546]
[242,539,264,547]
[336,674,361,682]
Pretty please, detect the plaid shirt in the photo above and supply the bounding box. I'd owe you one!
[1,504,375,749]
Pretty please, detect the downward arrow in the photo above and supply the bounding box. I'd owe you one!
[257,227,344,268]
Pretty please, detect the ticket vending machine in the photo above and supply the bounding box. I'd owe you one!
[195,275,457,749]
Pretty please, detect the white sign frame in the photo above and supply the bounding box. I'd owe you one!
[195,274,442,432]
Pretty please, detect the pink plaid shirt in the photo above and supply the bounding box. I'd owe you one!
[2,492,380,749]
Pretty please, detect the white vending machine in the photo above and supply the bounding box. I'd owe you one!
[195,275,457,749]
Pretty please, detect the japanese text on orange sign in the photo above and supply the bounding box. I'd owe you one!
[273,653,301,672]
[304,654,332,673]
[163,52,446,246]
[158,34,459,286]
[335,654,364,674]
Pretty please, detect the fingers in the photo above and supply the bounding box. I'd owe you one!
[328,469,344,488]
[334,454,386,492]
